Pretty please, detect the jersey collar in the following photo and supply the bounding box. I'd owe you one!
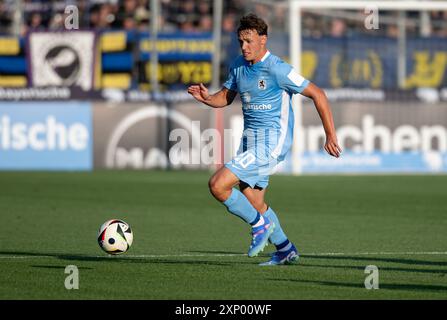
[261,51,270,62]
[248,50,270,67]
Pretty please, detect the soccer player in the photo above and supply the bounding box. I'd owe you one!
[188,14,341,265]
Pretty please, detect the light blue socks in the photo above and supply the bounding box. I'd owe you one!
[263,206,288,246]
[222,188,259,224]
[222,189,289,248]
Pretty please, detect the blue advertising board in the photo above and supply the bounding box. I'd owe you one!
[278,151,447,174]
[0,102,92,170]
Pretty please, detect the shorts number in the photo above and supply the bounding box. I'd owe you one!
[234,152,256,169]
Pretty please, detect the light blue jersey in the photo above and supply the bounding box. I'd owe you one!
[223,51,309,189]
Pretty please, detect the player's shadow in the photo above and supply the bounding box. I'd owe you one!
[187,250,247,255]
[30,265,94,270]
[0,250,255,267]
[0,250,127,262]
[268,278,447,293]
[301,254,447,267]
[297,262,447,275]
[183,252,447,272]
[139,259,238,267]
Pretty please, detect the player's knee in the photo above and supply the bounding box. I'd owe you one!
[208,176,222,197]
[208,176,231,201]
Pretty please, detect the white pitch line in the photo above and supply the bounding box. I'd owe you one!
[303,252,447,256]
[0,253,247,259]
[1,252,447,259]
[126,251,447,258]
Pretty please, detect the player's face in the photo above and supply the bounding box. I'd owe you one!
[238,29,267,64]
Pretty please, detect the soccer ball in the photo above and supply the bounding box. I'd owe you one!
[97,219,133,255]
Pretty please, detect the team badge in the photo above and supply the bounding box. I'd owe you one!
[258,79,267,90]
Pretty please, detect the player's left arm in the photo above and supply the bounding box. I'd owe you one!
[301,83,342,158]
[274,63,341,158]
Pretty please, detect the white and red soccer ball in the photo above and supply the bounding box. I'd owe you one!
[97,219,133,255]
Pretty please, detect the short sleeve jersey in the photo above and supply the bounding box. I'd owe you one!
[223,51,309,159]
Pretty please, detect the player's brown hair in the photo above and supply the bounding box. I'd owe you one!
[237,13,268,36]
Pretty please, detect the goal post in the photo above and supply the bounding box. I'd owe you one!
[288,0,447,175]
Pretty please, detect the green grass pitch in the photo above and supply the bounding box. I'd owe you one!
[0,170,446,299]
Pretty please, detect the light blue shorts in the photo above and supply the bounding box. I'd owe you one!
[225,148,282,190]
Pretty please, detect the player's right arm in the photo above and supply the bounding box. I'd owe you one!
[188,83,237,108]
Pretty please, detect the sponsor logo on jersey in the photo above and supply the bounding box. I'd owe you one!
[243,103,272,110]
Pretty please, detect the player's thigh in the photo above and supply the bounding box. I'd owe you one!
[208,166,240,192]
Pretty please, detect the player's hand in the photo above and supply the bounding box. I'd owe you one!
[187,83,210,103]
[324,134,342,158]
